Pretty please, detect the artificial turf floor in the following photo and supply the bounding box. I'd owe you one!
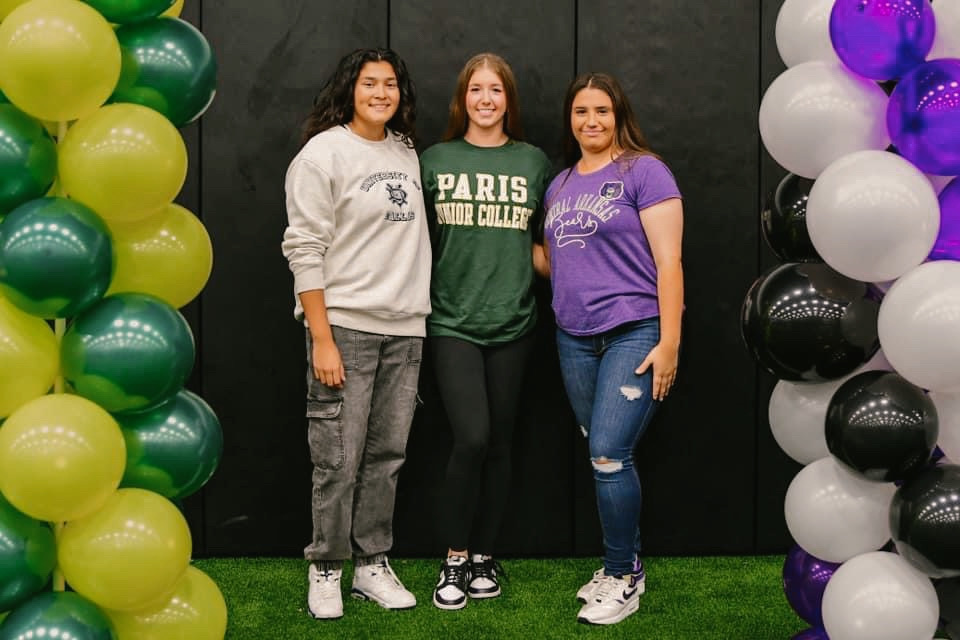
[193,555,809,639]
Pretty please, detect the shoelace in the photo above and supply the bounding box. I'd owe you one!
[367,561,403,588]
[312,570,340,591]
[590,575,621,602]
[472,558,508,583]
[442,560,468,586]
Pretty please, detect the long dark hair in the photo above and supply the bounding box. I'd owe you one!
[560,72,656,167]
[300,48,417,148]
[442,52,524,142]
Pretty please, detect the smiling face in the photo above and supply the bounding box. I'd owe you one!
[465,66,507,137]
[570,87,617,157]
[350,60,400,140]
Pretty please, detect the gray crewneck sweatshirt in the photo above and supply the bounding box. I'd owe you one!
[283,125,432,337]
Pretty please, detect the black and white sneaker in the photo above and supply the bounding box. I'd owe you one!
[468,554,504,599]
[576,569,646,625]
[433,556,470,610]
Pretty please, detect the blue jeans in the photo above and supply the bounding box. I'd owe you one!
[303,326,423,562]
[556,318,661,576]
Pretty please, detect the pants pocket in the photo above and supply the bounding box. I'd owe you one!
[307,398,344,471]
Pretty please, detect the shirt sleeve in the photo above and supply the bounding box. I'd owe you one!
[633,157,682,211]
[282,156,335,294]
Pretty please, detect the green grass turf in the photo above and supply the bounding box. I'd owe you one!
[193,555,811,639]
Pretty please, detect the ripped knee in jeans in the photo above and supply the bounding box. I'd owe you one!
[591,456,624,473]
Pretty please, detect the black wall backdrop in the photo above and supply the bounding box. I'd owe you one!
[174,0,798,558]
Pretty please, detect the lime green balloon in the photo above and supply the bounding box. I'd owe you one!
[82,0,174,23]
[107,203,212,308]
[0,493,56,614]
[58,488,191,612]
[0,197,114,318]
[107,566,226,640]
[61,293,195,413]
[118,390,222,499]
[0,0,121,122]
[0,591,116,640]
[0,105,57,216]
[0,394,125,522]
[0,0,29,21]
[0,295,57,418]
[112,17,217,127]
[58,103,187,223]
[161,0,181,17]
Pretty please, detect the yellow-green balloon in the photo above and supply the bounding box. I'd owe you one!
[0,394,125,522]
[107,566,226,640]
[108,203,212,308]
[58,103,187,223]
[161,0,182,17]
[0,0,29,21]
[0,295,58,418]
[58,488,192,612]
[0,0,121,122]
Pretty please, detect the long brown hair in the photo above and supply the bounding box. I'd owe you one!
[442,52,524,142]
[300,48,417,149]
[561,72,656,167]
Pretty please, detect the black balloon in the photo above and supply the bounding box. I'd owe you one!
[740,262,880,382]
[826,370,938,482]
[761,173,821,262]
[890,464,960,578]
[935,576,960,639]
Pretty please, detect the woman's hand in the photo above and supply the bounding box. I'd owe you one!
[635,342,678,401]
[312,337,345,389]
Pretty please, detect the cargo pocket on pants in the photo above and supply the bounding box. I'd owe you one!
[306,398,344,471]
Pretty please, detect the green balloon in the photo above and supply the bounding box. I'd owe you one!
[118,389,223,499]
[0,197,114,318]
[0,592,115,640]
[81,0,174,23]
[0,104,57,216]
[111,18,217,127]
[0,494,56,614]
[61,293,195,413]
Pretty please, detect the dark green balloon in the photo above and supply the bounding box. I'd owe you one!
[0,494,56,614]
[61,293,195,413]
[82,0,174,23]
[0,591,115,640]
[0,104,57,217]
[111,18,217,127]
[0,197,114,318]
[118,389,223,499]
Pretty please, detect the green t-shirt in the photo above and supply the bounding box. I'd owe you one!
[421,138,552,344]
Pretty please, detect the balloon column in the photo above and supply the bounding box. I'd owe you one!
[751,1,960,639]
[0,1,224,639]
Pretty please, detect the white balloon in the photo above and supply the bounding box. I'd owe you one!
[784,457,896,563]
[878,260,960,393]
[929,1,960,60]
[775,0,841,67]
[931,391,960,461]
[759,62,890,179]
[806,150,940,282]
[768,350,892,464]
[822,551,939,640]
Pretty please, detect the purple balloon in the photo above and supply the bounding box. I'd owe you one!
[783,545,841,628]
[793,628,830,640]
[888,59,960,175]
[930,178,960,261]
[830,0,935,81]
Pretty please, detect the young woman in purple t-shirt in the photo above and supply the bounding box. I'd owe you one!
[534,72,684,626]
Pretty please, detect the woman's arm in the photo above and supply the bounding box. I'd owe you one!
[634,197,683,401]
[532,241,550,277]
[300,289,345,389]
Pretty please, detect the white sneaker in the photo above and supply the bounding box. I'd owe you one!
[576,573,645,625]
[307,564,343,619]
[433,555,469,610]
[351,558,417,609]
[576,567,604,603]
[467,554,503,599]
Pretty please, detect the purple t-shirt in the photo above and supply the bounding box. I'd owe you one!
[544,155,681,335]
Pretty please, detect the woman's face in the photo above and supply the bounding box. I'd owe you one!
[350,61,400,138]
[465,66,507,135]
[570,87,616,156]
